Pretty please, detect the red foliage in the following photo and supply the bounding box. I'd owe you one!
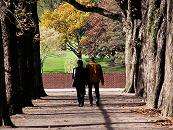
[85,13,104,37]
[84,0,121,43]
[81,0,125,57]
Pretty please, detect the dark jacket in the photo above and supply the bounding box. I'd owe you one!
[72,67,87,87]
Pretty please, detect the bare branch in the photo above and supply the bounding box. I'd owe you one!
[63,0,122,21]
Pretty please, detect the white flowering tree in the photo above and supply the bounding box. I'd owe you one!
[40,27,63,71]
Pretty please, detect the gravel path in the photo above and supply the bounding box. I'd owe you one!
[1,89,172,130]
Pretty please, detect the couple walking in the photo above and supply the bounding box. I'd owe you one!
[72,57,104,107]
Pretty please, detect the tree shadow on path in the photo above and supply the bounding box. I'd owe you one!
[14,93,160,129]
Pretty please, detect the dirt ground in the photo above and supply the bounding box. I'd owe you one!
[1,88,173,130]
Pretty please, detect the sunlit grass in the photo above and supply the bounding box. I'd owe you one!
[43,57,65,73]
[42,51,125,73]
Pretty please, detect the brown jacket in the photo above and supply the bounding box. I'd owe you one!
[86,61,104,83]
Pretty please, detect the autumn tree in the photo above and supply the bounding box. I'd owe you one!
[40,0,91,59]
[82,13,105,57]
[40,27,63,70]
[37,0,62,16]
[83,0,125,64]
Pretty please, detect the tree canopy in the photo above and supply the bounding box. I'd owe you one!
[40,0,92,58]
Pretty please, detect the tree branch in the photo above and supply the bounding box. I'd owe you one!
[66,42,79,55]
[63,0,122,21]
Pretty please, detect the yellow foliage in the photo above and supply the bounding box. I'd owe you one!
[40,0,91,36]
[76,0,95,6]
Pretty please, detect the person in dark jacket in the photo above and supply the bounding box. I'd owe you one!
[86,57,104,106]
[72,60,87,107]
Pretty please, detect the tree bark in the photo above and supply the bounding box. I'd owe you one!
[31,1,47,98]
[124,10,134,93]
[135,0,148,97]
[159,0,173,117]
[0,21,15,127]
[123,0,142,93]
[145,0,166,108]
[64,0,122,21]
[1,0,22,115]
[15,0,32,107]
[17,34,34,106]
[16,0,47,103]
[123,0,173,116]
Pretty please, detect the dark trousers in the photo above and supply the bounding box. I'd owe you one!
[88,82,100,104]
[76,86,85,105]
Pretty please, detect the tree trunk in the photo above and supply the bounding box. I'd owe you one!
[17,35,34,106]
[15,0,37,106]
[31,1,47,98]
[77,51,82,59]
[123,0,173,116]
[1,0,22,115]
[121,0,168,110]
[0,21,14,127]
[16,0,47,103]
[124,0,142,93]
[145,0,166,108]
[159,0,173,117]
[135,0,148,97]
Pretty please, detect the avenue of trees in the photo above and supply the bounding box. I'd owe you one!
[0,0,173,127]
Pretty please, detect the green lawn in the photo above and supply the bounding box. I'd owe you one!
[43,57,65,73]
[43,51,78,73]
[42,51,125,73]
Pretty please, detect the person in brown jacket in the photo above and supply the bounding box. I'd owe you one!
[86,57,104,106]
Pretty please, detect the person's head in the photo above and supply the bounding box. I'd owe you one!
[77,60,83,67]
